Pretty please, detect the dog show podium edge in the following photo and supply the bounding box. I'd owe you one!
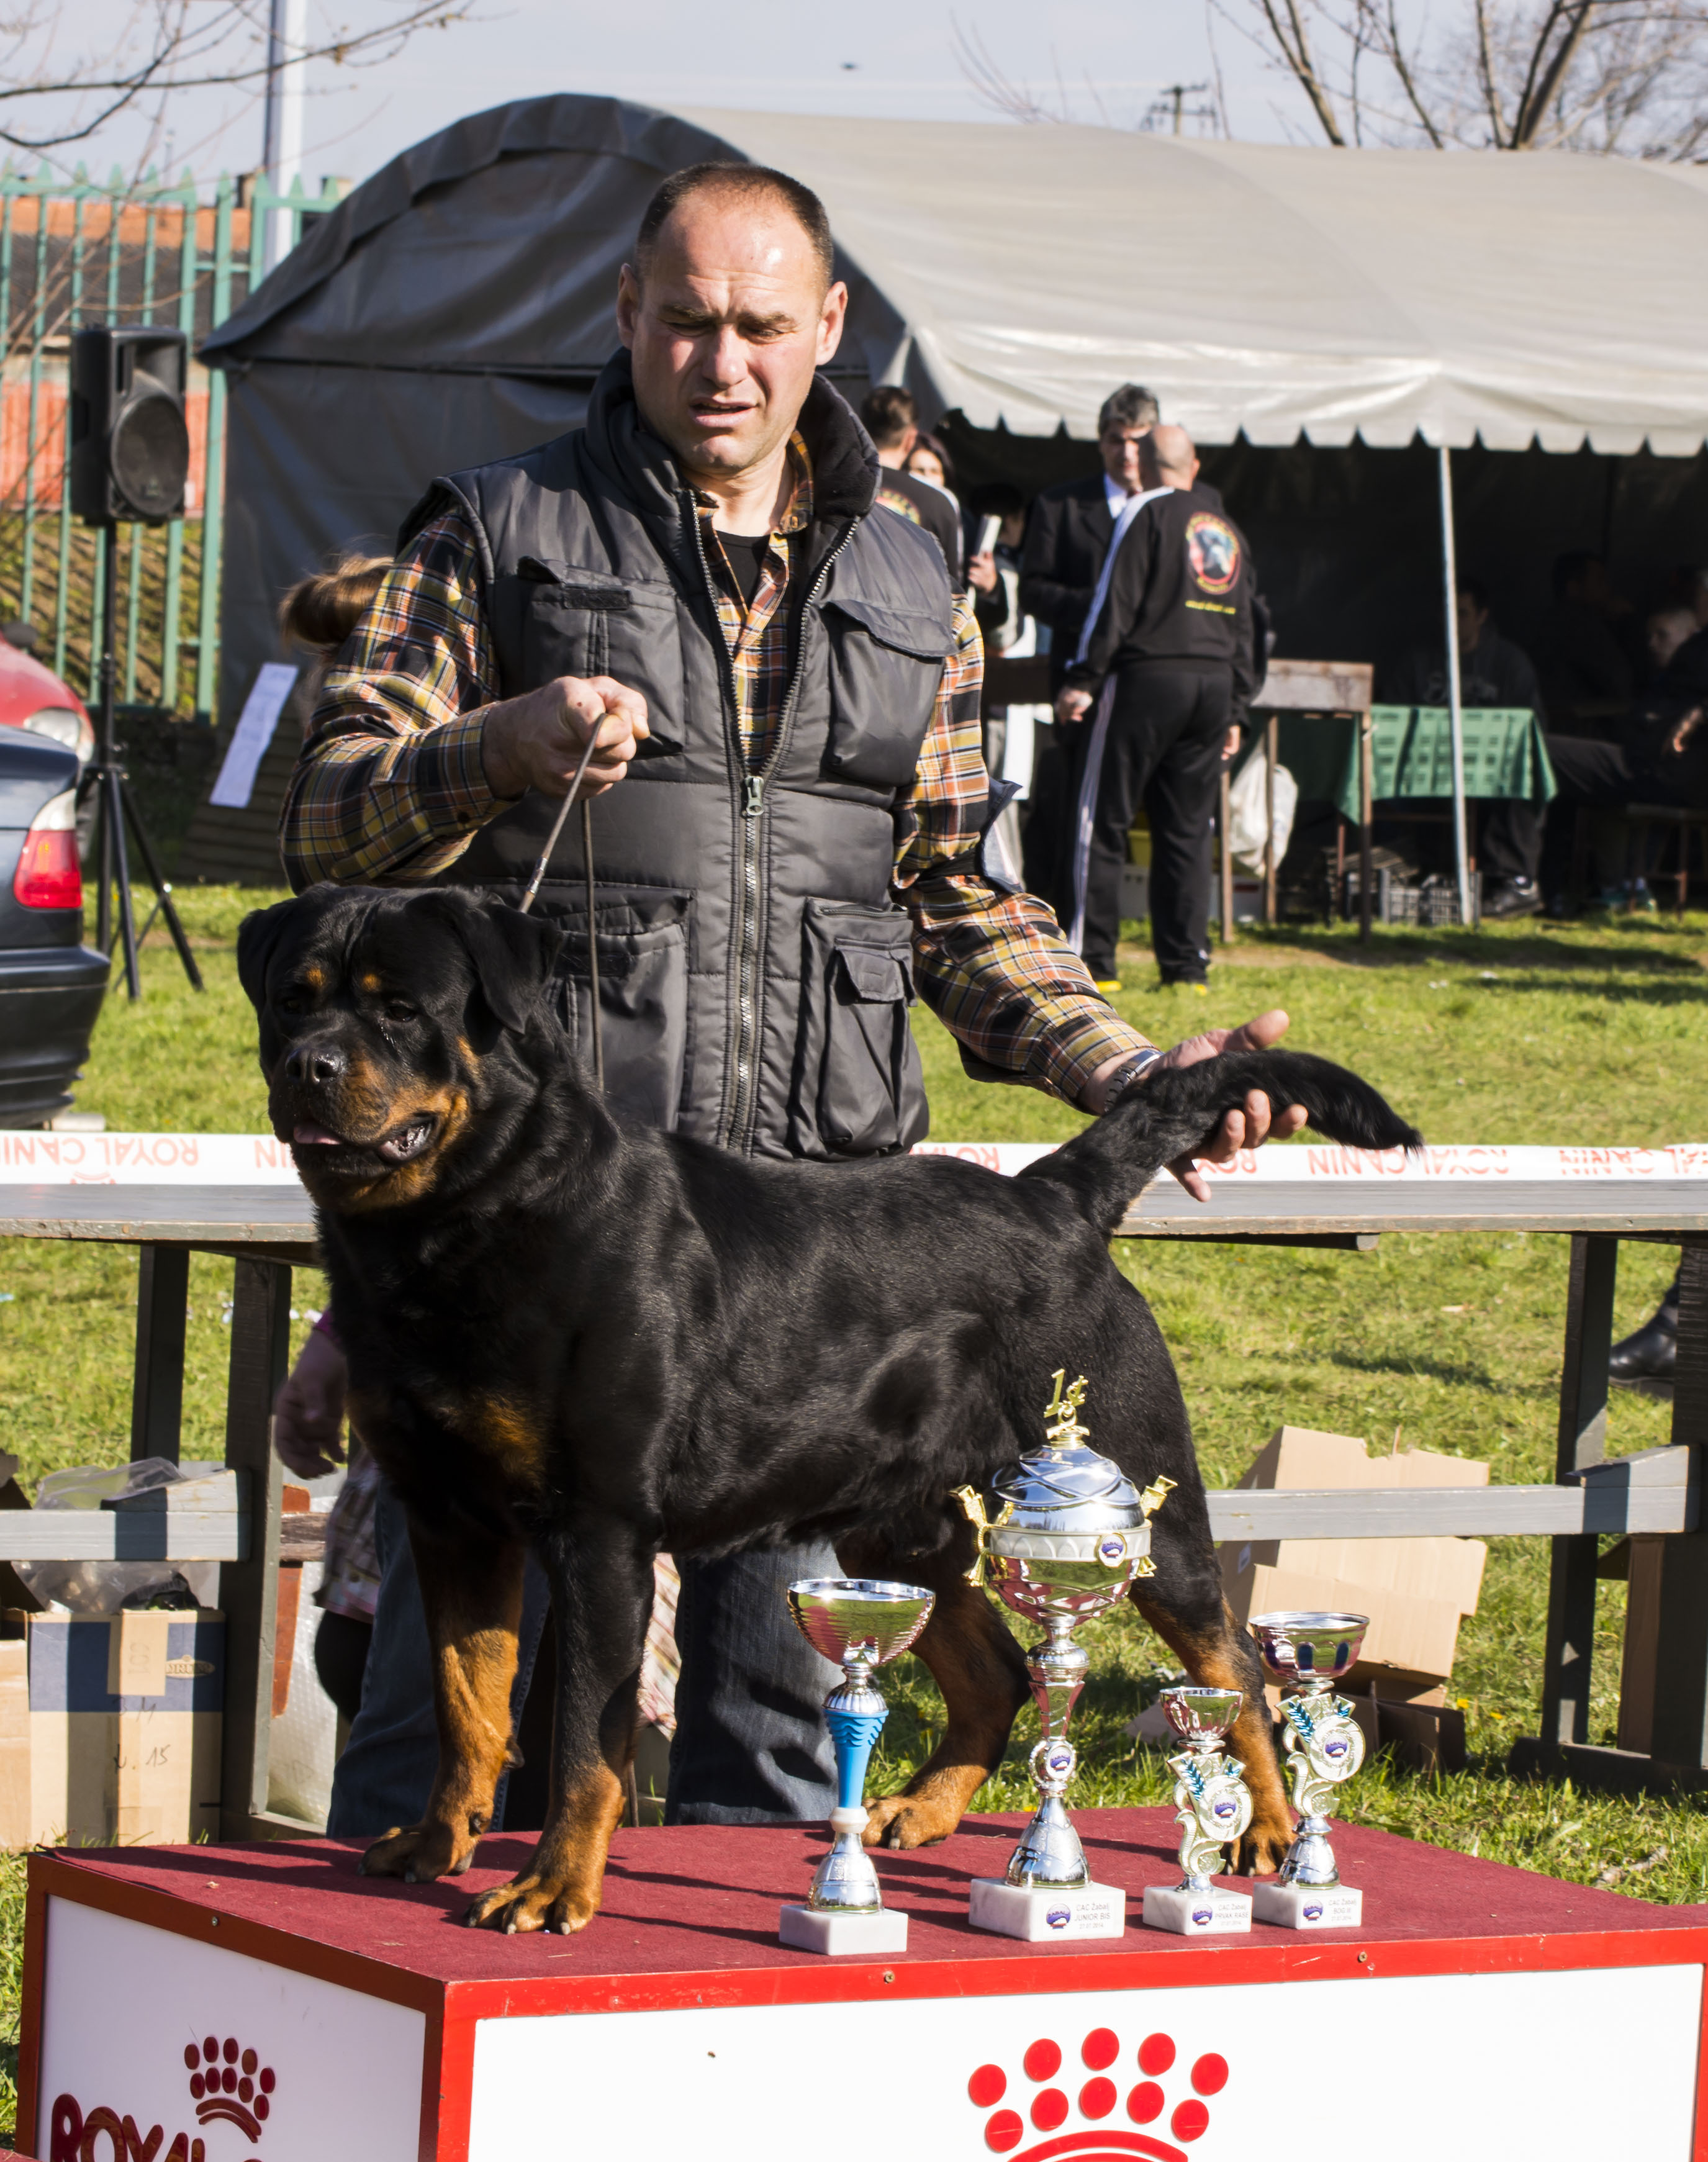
[16,1807,1708,2162]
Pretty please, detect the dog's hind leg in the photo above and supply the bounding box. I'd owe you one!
[1130,1580,1293,1875]
[464,1513,653,1934]
[840,1528,1031,1852]
[360,1519,526,1885]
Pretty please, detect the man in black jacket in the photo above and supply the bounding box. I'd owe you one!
[1057,425,1256,988]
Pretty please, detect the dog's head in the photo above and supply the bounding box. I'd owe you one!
[238,885,563,1212]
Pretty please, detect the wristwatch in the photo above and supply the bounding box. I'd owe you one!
[1098,1047,1163,1111]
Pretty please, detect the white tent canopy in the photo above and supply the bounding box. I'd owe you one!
[671,108,1708,457]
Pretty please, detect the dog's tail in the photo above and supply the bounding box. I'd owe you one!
[1020,1049,1422,1238]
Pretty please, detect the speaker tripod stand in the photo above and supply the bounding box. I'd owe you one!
[83,522,202,1000]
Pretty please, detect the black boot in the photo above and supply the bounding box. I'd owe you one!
[1609,1272,1680,1383]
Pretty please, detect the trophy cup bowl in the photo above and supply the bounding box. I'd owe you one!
[1142,1686,1254,1935]
[1248,1610,1370,1931]
[959,1372,1174,1943]
[777,1577,934,1956]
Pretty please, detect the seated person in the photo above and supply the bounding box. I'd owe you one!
[1647,605,1699,683]
[1389,577,1547,920]
[1539,551,1637,738]
[1481,633,1708,911]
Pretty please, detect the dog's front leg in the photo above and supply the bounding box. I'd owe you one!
[463,1514,653,1935]
[359,1517,526,1884]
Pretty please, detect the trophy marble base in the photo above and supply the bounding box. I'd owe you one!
[777,1903,910,1955]
[1252,1879,1363,1929]
[1141,1883,1252,1935]
[968,1877,1127,1942]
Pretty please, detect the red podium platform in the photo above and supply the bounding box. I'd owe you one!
[17,1808,1708,2162]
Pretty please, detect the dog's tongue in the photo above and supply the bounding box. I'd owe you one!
[292,1121,344,1147]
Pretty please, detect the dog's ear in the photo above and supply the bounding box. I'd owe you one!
[236,898,300,1013]
[423,892,564,1034]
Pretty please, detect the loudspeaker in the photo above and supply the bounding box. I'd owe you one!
[70,326,191,525]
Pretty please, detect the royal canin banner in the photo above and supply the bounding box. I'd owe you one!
[1,1133,1705,1187]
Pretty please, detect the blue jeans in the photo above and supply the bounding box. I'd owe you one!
[327,1483,842,1836]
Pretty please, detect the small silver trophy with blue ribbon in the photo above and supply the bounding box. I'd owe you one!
[1249,1610,1369,1929]
[777,1576,934,1955]
[1141,1685,1254,1934]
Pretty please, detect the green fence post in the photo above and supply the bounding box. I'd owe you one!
[161,172,197,711]
[51,183,88,682]
[19,165,50,627]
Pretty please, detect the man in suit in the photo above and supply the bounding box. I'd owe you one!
[1019,386,1168,934]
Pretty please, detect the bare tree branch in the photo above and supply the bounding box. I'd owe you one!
[0,0,468,154]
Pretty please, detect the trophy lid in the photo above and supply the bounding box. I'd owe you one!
[985,1373,1149,1536]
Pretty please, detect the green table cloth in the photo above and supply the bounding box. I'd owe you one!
[1275,707,1557,822]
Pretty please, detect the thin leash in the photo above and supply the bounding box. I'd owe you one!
[517,721,607,1092]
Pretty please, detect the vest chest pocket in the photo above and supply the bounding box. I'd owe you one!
[788,900,929,1159]
[820,597,951,790]
[541,889,690,1131]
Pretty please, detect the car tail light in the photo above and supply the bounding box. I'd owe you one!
[13,787,82,909]
[20,706,95,762]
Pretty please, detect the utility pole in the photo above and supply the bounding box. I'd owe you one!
[260,0,308,274]
[1147,83,1211,135]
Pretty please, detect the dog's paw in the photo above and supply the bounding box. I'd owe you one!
[863,1789,961,1850]
[463,1873,597,1936]
[359,1820,477,1884]
[1232,1817,1293,1877]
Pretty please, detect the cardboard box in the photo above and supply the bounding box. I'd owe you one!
[1,1609,224,1848]
[1218,1427,1488,1694]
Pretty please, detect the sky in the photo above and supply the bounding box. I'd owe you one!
[24,1,1316,191]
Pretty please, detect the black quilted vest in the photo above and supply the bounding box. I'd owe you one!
[399,352,954,1160]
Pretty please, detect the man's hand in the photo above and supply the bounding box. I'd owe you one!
[272,1327,350,1481]
[1085,1008,1306,1202]
[481,675,649,802]
[1668,704,1704,758]
[1221,724,1242,762]
[968,549,1000,595]
[1056,687,1093,725]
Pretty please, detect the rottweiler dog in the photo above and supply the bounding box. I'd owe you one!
[240,883,1421,1935]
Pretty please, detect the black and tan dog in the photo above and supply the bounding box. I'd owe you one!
[240,883,1421,1935]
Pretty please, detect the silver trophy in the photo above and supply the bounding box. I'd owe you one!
[1141,1686,1254,1934]
[777,1576,934,1955]
[957,1371,1173,1941]
[1249,1610,1369,1929]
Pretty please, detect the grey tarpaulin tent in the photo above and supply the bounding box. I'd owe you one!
[201,95,1708,896]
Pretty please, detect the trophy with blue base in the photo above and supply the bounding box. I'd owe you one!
[1249,1611,1369,1929]
[778,1576,935,1955]
[956,1372,1173,1943]
[1141,1685,1254,1934]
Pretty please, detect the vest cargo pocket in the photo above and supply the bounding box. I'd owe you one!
[820,597,952,789]
[789,900,929,1159]
[544,889,690,1131]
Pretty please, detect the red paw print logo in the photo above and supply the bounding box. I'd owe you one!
[967,2027,1228,2160]
[184,2035,277,2143]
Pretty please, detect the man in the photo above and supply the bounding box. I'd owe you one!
[274,163,1301,1841]
[860,383,962,586]
[1393,576,1547,921]
[1055,425,1255,992]
[1539,551,1637,738]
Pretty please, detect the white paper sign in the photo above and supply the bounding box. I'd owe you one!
[209,661,299,808]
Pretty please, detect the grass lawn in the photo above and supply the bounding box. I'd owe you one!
[0,888,1705,2120]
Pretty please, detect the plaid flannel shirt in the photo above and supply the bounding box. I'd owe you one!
[282,438,1153,1103]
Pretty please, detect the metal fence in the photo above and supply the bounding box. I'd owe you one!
[0,165,344,723]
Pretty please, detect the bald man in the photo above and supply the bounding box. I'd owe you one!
[1056,426,1257,989]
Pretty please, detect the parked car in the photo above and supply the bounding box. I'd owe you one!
[0,624,95,766]
[0,733,109,1126]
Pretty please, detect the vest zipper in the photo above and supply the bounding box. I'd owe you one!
[710,512,859,1155]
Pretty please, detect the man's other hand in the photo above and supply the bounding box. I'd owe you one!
[1085,1007,1307,1202]
[1222,724,1242,762]
[273,1326,350,1481]
[968,549,1000,595]
[1055,687,1093,725]
[481,675,649,801]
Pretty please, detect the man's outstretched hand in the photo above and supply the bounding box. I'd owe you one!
[1086,1008,1306,1203]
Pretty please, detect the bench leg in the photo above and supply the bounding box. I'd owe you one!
[1539,1234,1617,1747]
[219,1256,292,1841]
[130,1244,189,1465]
